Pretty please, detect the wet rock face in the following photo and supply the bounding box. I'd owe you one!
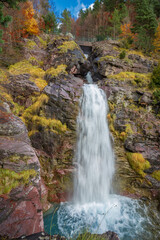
[0,105,44,238]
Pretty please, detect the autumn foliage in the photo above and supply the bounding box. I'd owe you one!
[2,1,40,45]
[22,1,39,36]
[120,23,135,40]
[153,23,160,53]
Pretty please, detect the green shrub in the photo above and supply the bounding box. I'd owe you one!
[119,50,126,59]
[150,63,160,88]
[153,89,160,104]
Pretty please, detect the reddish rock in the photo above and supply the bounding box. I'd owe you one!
[0,107,44,238]
[0,187,43,238]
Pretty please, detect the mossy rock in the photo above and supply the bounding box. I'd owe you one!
[2,154,30,163]
[57,41,78,53]
[9,60,45,78]
[98,55,117,62]
[45,64,68,78]
[126,152,151,177]
[107,72,151,85]
[0,168,37,194]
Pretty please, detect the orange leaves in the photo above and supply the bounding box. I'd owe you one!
[153,22,160,53]
[22,1,39,36]
[23,2,34,19]
[120,23,135,40]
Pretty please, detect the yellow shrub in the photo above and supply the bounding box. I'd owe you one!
[26,39,37,49]
[127,50,144,57]
[31,115,67,134]
[28,130,39,137]
[30,77,47,91]
[120,132,127,141]
[151,170,160,181]
[107,71,151,82]
[9,60,45,78]
[99,55,116,62]
[125,123,133,135]
[23,93,49,120]
[58,41,78,53]
[46,64,67,77]
[37,36,47,48]
[126,152,151,177]
[0,69,8,83]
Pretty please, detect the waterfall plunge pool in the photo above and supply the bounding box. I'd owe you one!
[44,194,160,240]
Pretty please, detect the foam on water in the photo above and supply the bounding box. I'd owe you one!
[44,194,160,240]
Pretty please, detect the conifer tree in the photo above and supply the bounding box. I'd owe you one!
[110,8,121,39]
[132,0,158,51]
[43,11,57,33]
[60,9,71,34]
[102,0,125,12]
[93,0,101,14]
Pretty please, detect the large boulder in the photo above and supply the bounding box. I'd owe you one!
[0,102,44,238]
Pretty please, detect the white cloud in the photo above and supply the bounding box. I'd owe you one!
[72,0,86,18]
[88,3,94,10]
[81,3,86,11]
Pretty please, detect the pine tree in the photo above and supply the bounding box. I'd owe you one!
[43,11,57,33]
[132,0,158,51]
[93,0,101,14]
[102,0,125,12]
[60,9,71,34]
[0,0,26,51]
[149,0,160,17]
[110,8,121,39]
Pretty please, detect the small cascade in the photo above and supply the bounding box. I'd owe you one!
[86,71,93,84]
[73,77,114,203]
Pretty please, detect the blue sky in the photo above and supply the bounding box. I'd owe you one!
[50,0,94,18]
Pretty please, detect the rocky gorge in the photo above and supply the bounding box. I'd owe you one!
[0,35,160,239]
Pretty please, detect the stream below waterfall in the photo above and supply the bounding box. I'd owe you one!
[44,72,160,240]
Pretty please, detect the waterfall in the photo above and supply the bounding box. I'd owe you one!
[73,74,114,203]
[44,73,160,240]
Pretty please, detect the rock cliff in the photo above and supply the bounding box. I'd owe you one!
[91,40,160,200]
[0,35,87,238]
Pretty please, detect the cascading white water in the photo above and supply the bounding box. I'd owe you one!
[74,79,114,203]
[44,72,160,240]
